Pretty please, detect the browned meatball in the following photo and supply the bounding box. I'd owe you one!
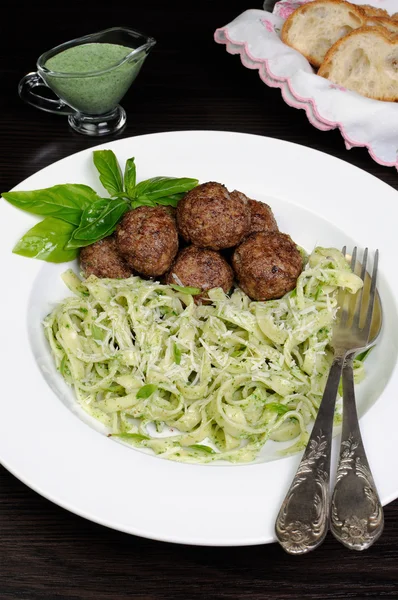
[176,182,250,250]
[165,246,234,302]
[232,232,302,301]
[247,198,278,235]
[162,205,176,220]
[115,206,178,278]
[80,236,132,279]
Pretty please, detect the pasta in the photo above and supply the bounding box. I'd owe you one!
[43,247,363,463]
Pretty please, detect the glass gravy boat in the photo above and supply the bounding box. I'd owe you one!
[19,27,156,136]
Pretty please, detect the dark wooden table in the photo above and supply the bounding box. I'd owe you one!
[1,2,397,598]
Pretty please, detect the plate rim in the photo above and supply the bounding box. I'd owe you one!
[1,129,398,547]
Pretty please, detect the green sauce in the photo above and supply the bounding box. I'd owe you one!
[43,43,145,115]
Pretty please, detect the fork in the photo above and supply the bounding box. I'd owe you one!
[330,248,383,550]
[275,248,381,555]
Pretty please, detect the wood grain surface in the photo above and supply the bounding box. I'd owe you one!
[1,1,397,598]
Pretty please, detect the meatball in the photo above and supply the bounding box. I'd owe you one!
[165,246,234,302]
[115,206,178,277]
[232,232,302,301]
[162,205,176,220]
[80,236,132,279]
[176,182,250,250]
[247,198,278,236]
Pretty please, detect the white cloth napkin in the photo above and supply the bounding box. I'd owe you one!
[214,0,398,171]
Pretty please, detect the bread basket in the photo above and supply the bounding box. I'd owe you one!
[214,0,398,170]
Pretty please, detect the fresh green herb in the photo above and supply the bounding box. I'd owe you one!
[123,157,136,197]
[104,384,124,393]
[60,355,67,376]
[110,433,150,441]
[66,198,129,248]
[2,149,198,263]
[134,176,198,204]
[265,402,290,415]
[356,347,373,362]
[315,286,322,301]
[173,343,182,365]
[136,384,158,399]
[155,193,185,207]
[130,196,157,209]
[2,184,100,225]
[188,444,216,454]
[12,217,78,262]
[93,150,124,197]
[170,284,202,295]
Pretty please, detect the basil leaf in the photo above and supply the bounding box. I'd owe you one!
[356,347,373,362]
[130,196,156,209]
[170,284,201,295]
[136,384,157,399]
[134,177,198,203]
[110,433,150,441]
[111,192,131,201]
[66,198,129,248]
[173,343,181,365]
[155,193,185,207]
[124,157,136,197]
[129,193,184,210]
[2,184,100,226]
[74,198,129,239]
[65,237,104,250]
[265,402,290,415]
[13,217,78,263]
[60,355,67,376]
[93,150,123,196]
[130,193,184,210]
[188,444,216,454]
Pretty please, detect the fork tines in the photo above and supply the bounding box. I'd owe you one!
[340,247,379,336]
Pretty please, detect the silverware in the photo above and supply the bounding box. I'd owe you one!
[275,248,380,555]
[330,249,383,550]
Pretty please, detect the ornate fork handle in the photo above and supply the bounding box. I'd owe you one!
[275,352,345,555]
[330,354,384,550]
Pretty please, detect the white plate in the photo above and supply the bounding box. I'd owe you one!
[1,130,398,546]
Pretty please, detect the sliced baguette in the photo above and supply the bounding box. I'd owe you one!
[318,27,398,101]
[281,0,366,67]
[365,17,398,36]
[360,5,389,18]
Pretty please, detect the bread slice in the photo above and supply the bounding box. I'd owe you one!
[360,5,389,19]
[318,27,398,101]
[392,13,398,21]
[365,17,398,36]
[281,0,366,67]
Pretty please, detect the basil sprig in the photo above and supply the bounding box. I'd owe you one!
[93,150,124,197]
[65,198,130,249]
[2,184,101,226]
[123,157,136,197]
[2,150,198,263]
[12,217,79,263]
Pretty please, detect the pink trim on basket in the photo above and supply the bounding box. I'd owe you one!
[262,19,275,32]
[214,27,398,170]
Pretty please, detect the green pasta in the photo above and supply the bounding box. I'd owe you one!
[43,247,363,463]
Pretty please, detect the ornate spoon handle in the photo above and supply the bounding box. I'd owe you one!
[275,352,345,555]
[330,354,384,550]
